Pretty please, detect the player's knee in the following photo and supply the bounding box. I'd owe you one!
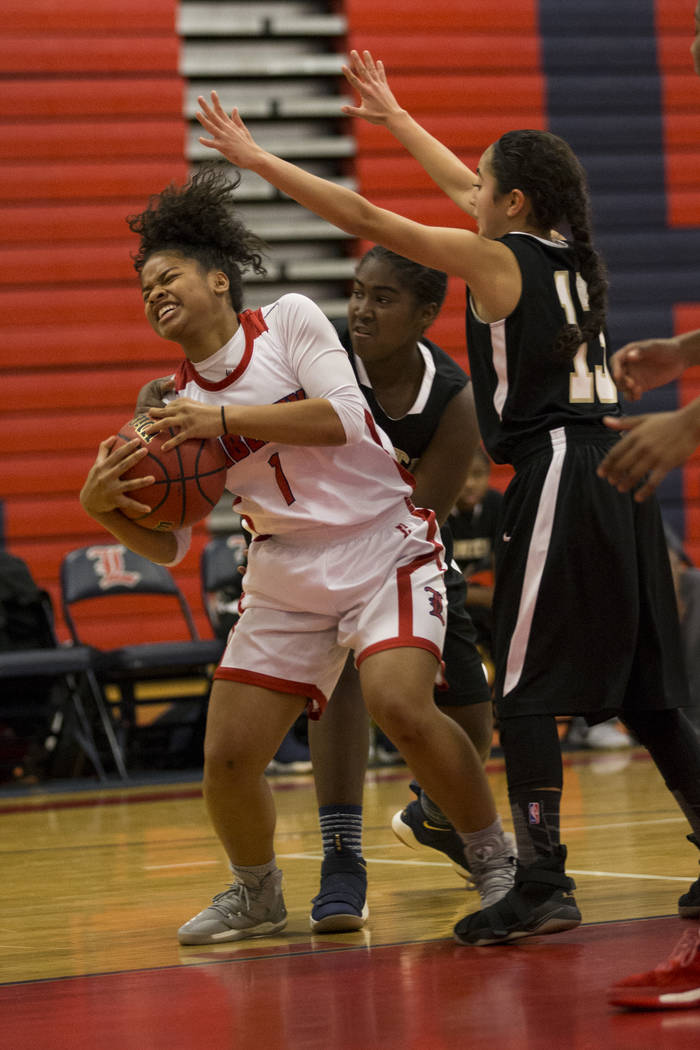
[203,738,263,783]
[368,693,429,748]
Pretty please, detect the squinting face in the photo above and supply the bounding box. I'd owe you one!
[140,251,223,343]
[347,256,432,364]
[692,2,700,76]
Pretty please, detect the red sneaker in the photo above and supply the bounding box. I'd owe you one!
[608,925,700,1010]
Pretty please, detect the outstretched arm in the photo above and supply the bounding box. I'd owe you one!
[341,50,478,217]
[195,93,516,311]
[597,400,700,501]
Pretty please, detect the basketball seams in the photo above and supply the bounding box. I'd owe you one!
[113,419,227,531]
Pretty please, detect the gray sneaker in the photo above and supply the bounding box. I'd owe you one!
[466,832,517,909]
[178,868,287,945]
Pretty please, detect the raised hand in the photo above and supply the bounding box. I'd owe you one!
[196,92,265,170]
[610,337,687,401]
[341,50,403,126]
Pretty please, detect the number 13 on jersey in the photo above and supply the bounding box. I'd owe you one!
[554,270,617,404]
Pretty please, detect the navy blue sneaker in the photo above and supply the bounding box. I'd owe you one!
[310,837,368,934]
[391,782,471,879]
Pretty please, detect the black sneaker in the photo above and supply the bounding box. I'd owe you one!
[310,837,368,934]
[391,782,471,879]
[679,834,700,918]
[453,846,581,946]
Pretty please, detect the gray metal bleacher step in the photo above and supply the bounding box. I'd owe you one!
[181,43,345,79]
[179,2,346,37]
[187,124,355,161]
[185,83,353,120]
[182,0,354,306]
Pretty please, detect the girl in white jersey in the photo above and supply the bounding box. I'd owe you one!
[79,167,515,945]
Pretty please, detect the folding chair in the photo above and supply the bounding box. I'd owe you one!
[60,544,224,774]
[200,534,248,640]
[0,591,122,782]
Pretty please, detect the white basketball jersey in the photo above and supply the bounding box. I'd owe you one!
[172,294,414,538]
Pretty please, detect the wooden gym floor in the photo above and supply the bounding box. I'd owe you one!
[1,744,699,1049]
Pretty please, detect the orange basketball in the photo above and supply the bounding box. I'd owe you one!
[114,414,228,531]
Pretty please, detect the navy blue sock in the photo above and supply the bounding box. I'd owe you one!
[318,805,363,857]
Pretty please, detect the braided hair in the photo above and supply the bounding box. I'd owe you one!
[126,165,267,312]
[358,245,448,313]
[489,130,607,360]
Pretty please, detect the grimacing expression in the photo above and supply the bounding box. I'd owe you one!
[140,251,226,341]
[348,257,434,364]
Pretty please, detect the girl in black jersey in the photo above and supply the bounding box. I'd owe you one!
[309,246,513,933]
[194,51,700,946]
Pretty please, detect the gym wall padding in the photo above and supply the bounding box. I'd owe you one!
[0,0,194,644]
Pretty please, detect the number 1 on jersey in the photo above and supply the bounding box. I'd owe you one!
[268,452,296,505]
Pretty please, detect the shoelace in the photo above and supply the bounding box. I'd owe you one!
[656,927,700,974]
[210,882,250,917]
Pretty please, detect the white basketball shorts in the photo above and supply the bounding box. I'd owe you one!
[214,502,446,716]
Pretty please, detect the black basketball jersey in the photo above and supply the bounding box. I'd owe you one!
[465,233,621,465]
[338,326,469,474]
[336,327,491,708]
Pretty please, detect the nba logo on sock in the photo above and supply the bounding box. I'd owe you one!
[528,802,541,825]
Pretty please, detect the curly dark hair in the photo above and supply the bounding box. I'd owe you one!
[489,130,608,360]
[358,245,448,313]
[126,165,267,312]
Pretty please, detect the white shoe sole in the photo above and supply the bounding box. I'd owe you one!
[178,916,288,945]
[310,902,369,934]
[391,809,473,883]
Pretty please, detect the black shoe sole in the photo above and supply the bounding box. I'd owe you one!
[454,907,581,947]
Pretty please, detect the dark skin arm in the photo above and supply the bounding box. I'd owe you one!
[598,403,700,501]
[410,384,480,526]
[598,331,700,500]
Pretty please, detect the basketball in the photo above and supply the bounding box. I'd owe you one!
[114,414,229,531]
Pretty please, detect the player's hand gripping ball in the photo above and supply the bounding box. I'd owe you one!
[114,414,228,531]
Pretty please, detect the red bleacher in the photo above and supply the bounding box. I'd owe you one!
[343,0,540,33]
[3,0,176,31]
